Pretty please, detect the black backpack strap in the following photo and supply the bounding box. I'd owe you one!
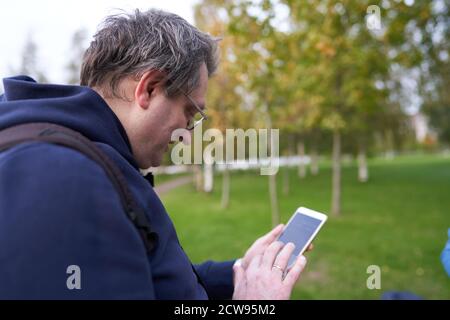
[0,122,158,253]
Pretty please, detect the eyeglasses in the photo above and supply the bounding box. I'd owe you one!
[180,89,208,131]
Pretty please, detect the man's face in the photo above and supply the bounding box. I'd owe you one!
[129,64,208,169]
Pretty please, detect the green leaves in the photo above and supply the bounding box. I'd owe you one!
[195,0,445,149]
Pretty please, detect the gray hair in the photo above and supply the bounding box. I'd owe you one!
[80,9,219,98]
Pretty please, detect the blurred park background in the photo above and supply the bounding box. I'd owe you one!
[1,0,449,299]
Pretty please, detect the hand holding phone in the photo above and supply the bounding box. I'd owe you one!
[233,208,326,299]
[276,207,327,271]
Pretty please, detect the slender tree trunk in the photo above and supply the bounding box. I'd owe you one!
[269,174,279,227]
[192,165,203,191]
[310,148,319,176]
[283,165,290,195]
[358,146,369,183]
[203,153,213,193]
[264,113,279,227]
[221,164,230,208]
[331,130,341,216]
[297,140,306,179]
[374,132,384,155]
[283,135,294,195]
[384,129,395,159]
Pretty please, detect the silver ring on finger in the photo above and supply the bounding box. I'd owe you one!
[272,264,284,274]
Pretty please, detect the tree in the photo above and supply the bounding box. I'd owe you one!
[420,1,450,146]
[66,28,88,85]
[194,0,439,218]
[194,1,254,207]
[17,34,48,83]
[283,0,436,214]
[225,0,286,225]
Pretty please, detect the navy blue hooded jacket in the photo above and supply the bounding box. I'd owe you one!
[0,76,235,299]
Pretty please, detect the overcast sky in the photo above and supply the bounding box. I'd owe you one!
[0,0,198,86]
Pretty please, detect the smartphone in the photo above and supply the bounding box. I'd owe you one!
[277,207,327,270]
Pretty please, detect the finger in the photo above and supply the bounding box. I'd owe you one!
[261,241,284,270]
[272,242,296,273]
[306,243,314,252]
[260,224,284,244]
[245,254,264,282]
[247,253,263,271]
[283,255,307,287]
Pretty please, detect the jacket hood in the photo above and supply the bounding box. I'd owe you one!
[0,75,138,169]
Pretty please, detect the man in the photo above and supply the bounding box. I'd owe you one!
[0,9,307,299]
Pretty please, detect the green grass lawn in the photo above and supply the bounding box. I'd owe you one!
[153,172,190,184]
[160,154,450,299]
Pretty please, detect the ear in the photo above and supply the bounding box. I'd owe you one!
[135,70,166,110]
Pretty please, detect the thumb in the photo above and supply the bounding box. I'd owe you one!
[233,263,245,286]
[232,264,247,300]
